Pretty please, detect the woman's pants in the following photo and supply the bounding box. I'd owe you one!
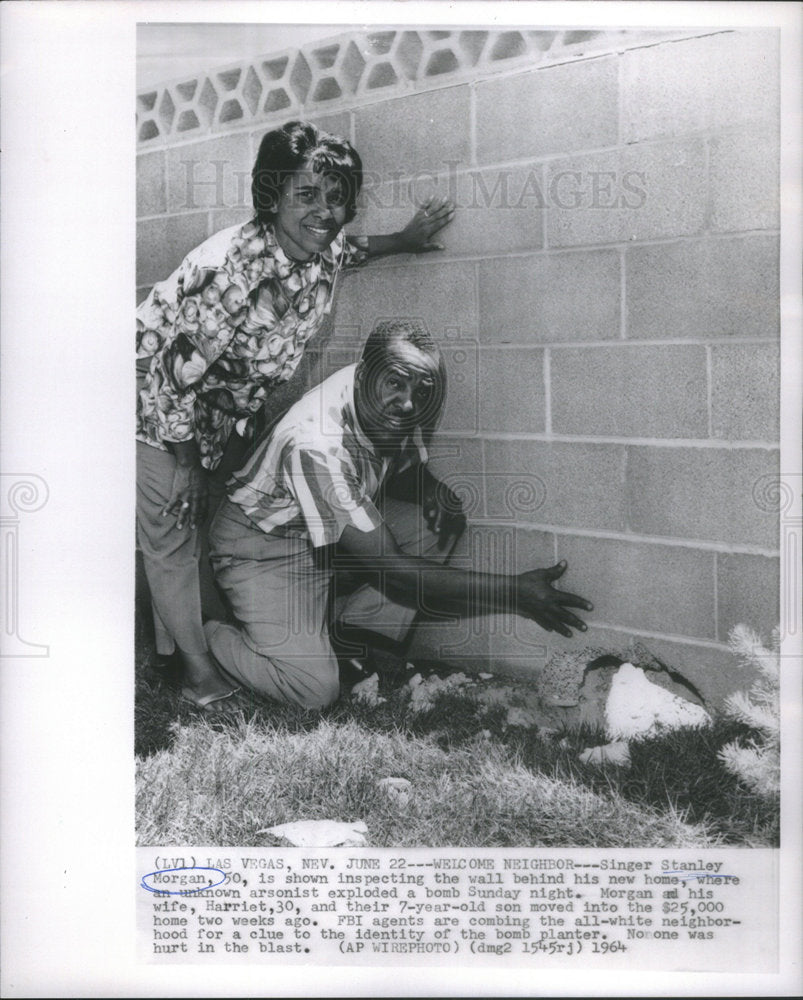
[136,442,226,656]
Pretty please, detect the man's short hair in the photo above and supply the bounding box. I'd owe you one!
[360,319,446,438]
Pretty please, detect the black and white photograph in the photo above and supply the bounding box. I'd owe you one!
[134,20,783,849]
[1,1,801,996]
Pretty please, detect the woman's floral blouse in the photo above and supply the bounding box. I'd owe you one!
[136,217,368,470]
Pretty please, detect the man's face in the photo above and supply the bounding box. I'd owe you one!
[355,336,442,452]
[272,162,348,261]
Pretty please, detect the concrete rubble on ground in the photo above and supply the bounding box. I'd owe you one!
[577,662,712,768]
[262,819,368,847]
[605,663,712,741]
[351,672,386,706]
[348,647,712,772]
[377,777,412,808]
[406,671,474,712]
[578,741,631,767]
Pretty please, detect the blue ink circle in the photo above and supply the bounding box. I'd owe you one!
[141,866,228,895]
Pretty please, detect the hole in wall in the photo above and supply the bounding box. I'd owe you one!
[242,66,262,115]
[138,120,159,142]
[425,49,459,76]
[264,88,291,113]
[175,80,197,102]
[137,91,157,112]
[366,63,398,90]
[158,91,175,132]
[217,68,241,91]
[219,99,244,123]
[177,109,200,132]
[489,32,527,61]
[312,77,342,102]
[289,54,311,103]
[366,31,395,55]
[263,56,289,80]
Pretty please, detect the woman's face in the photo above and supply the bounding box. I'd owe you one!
[272,162,348,261]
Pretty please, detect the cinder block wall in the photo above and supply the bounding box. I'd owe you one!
[137,28,780,704]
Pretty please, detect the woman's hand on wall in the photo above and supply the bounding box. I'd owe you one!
[397,197,456,253]
[365,197,456,258]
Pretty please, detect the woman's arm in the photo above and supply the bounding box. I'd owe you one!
[365,197,456,257]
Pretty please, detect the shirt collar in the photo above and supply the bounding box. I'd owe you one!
[260,220,340,269]
[346,366,379,456]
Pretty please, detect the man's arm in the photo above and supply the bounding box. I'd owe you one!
[337,522,592,638]
[383,464,466,551]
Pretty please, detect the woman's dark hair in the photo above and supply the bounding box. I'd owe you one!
[251,120,363,224]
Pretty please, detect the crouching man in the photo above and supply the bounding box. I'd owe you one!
[204,319,593,709]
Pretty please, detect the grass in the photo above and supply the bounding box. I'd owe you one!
[136,602,779,847]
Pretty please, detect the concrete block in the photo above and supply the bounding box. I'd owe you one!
[556,534,716,639]
[251,113,353,158]
[546,139,707,247]
[711,342,780,442]
[551,344,708,438]
[709,128,780,233]
[309,112,353,142]
[626,235,780,340]
[166,133,253,214]
[439,340,481,435]
[354,86,471,179]
[487,616,553,677]
[623,30,780,142]
[717,552,779,643]
[626,445,779,548]
[354,164,545,258]
[210,207,254,233]
[478,250,620,343]
[465,524,555,575]
[448,166,546,255]
[475,57,618,163]
[407,614,491,670]
[136,213,209,287]
[333,260,478,340]
[478,347,545,433]
[137,150,167,217]
[484,440,627,532]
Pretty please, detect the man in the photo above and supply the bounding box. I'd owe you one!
[205,319,593,709]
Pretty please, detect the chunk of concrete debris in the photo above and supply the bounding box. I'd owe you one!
[377,777,411,808]
[579,741,631,767]
[505,705,542,729]
[263,820,368,847]
[351,672,386,706]
[539,647,607,706]
[605,663,711,741]
[406,671,473,712]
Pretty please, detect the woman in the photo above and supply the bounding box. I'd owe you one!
[136,120,455,711]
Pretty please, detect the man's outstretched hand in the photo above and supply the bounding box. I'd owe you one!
[514,561,593,637]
